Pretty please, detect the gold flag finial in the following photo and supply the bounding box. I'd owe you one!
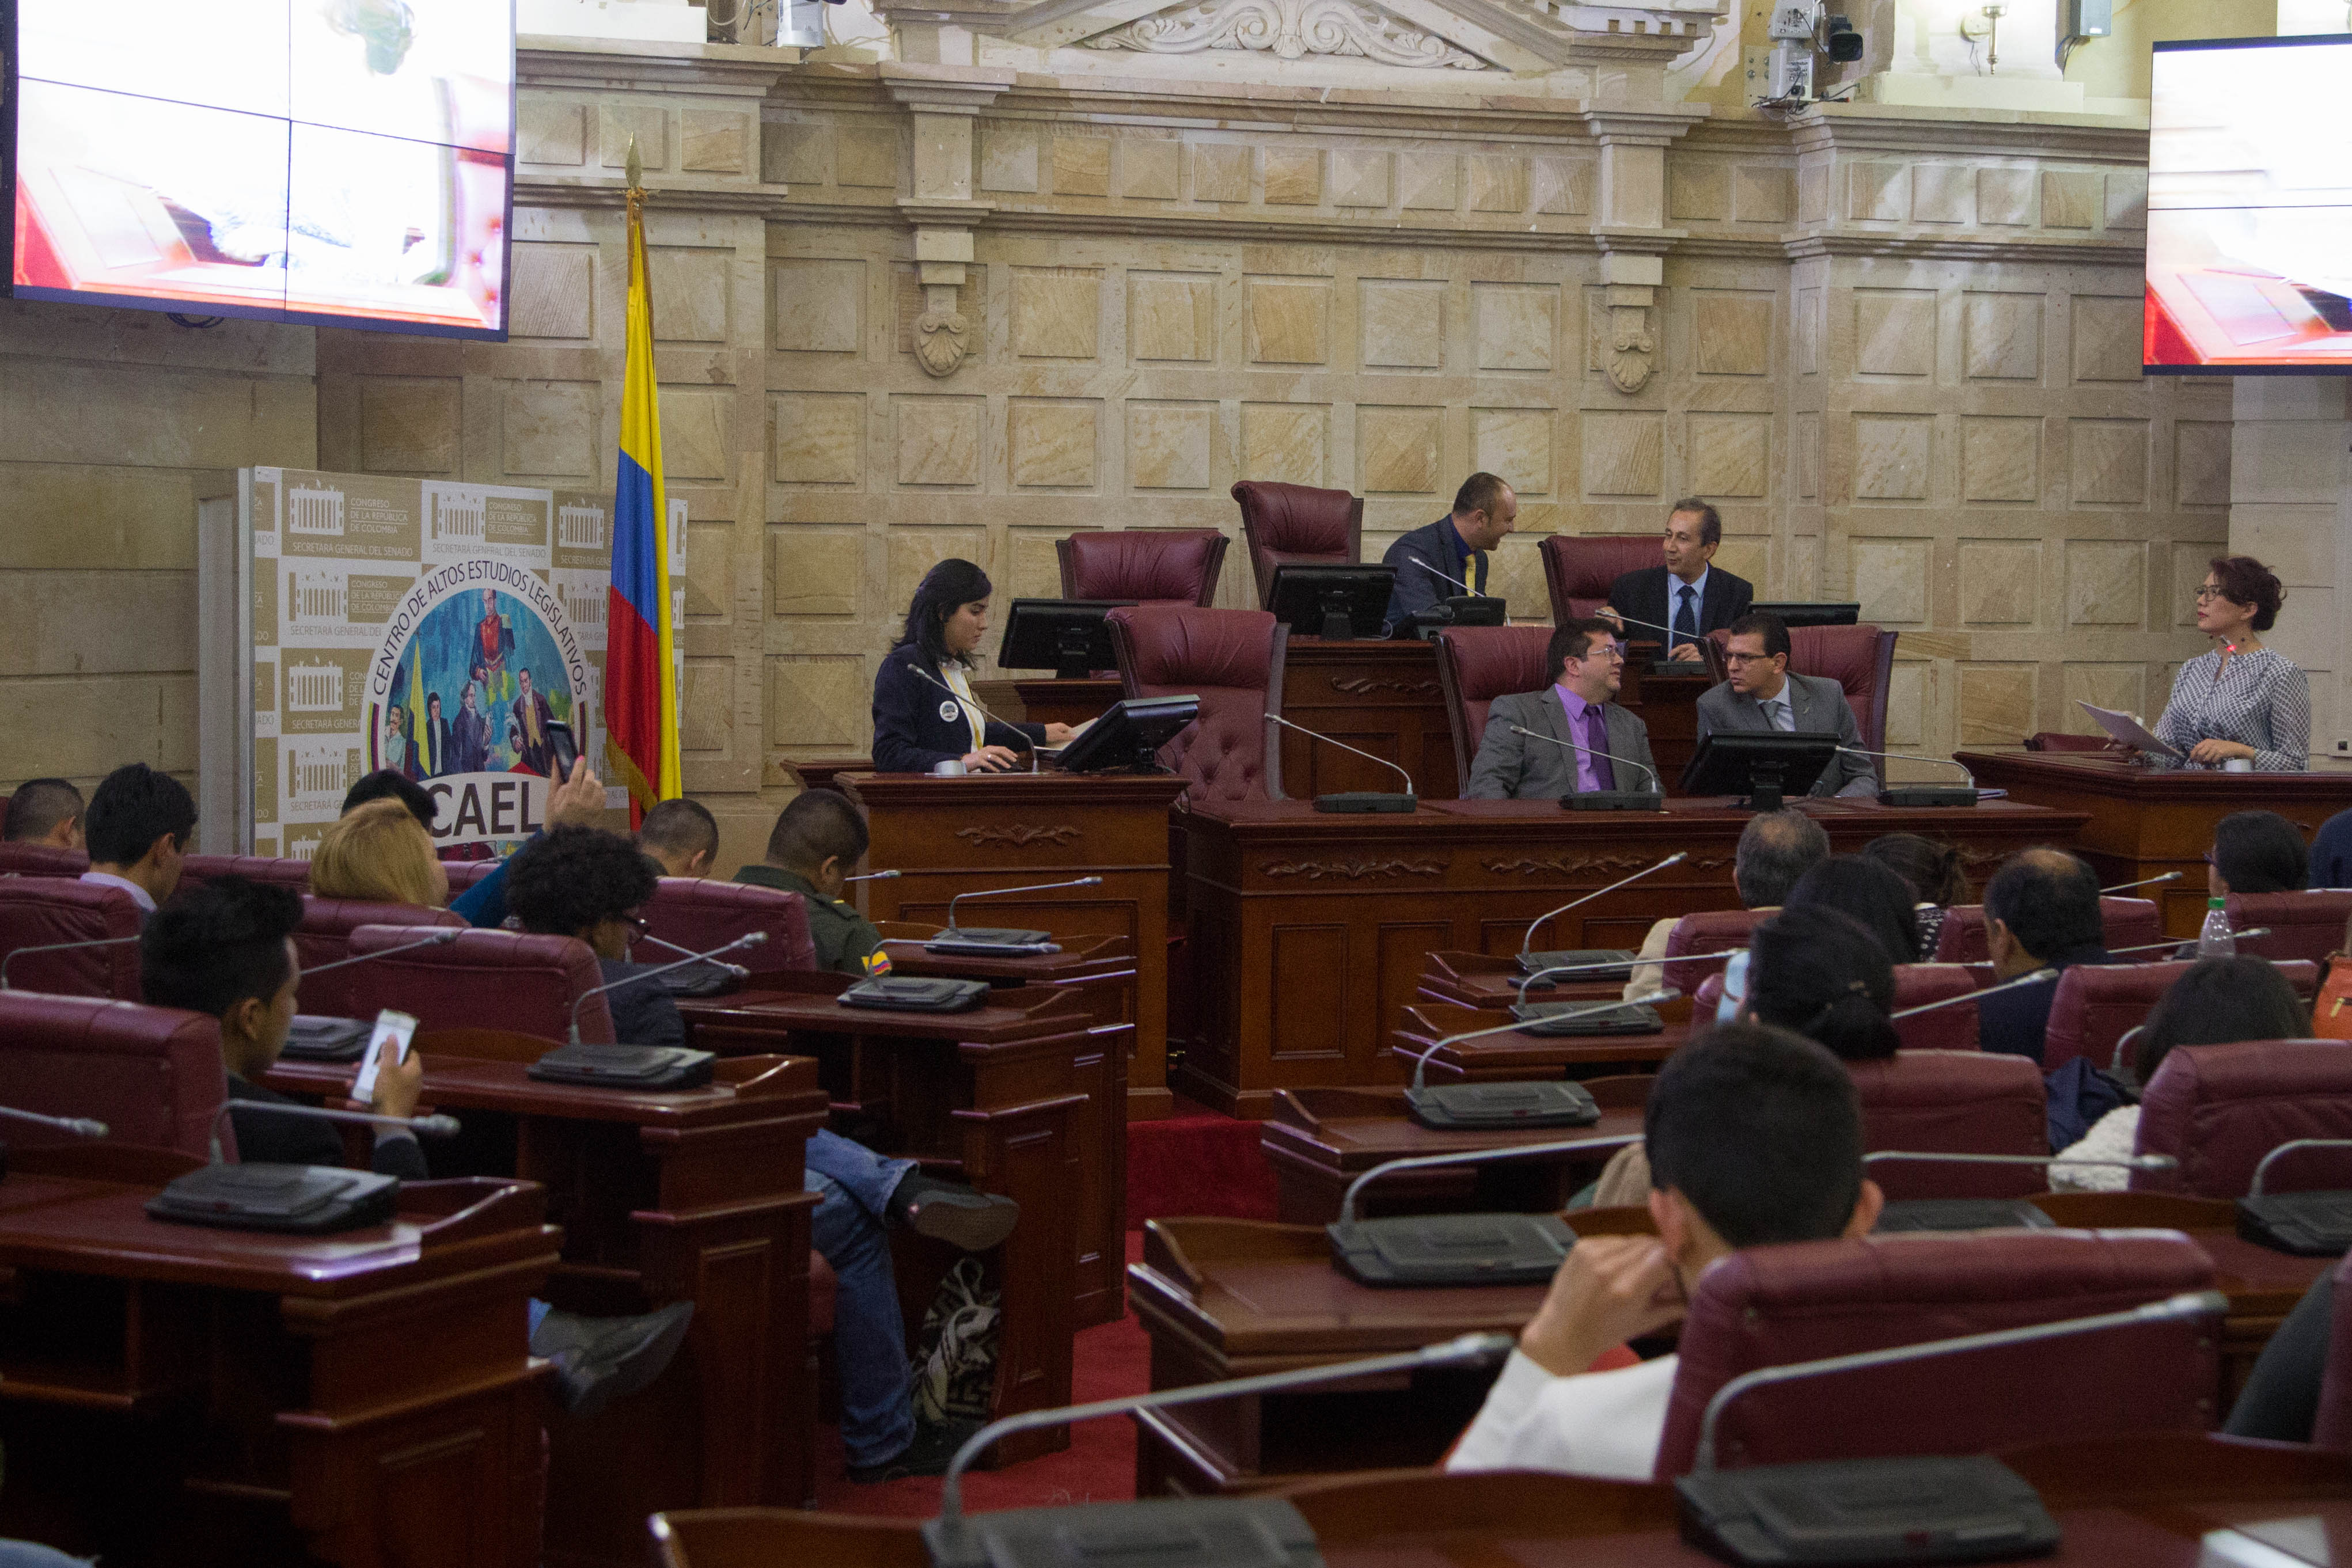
[625,134,643,192]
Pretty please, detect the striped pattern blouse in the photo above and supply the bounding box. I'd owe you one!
[2153,647,2310,773]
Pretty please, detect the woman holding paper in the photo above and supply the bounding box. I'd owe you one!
[2150,555,2308,772]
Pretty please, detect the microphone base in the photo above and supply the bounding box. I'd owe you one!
[1561,791,1660,811]
[1312,792,1416,814]
[1677,1455,2057,1567]
[1406,1080,1601,1130]
[1879,786,1981,808]
[1327,1212,1576,1286]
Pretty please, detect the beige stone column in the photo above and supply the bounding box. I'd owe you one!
[879,64,1015,378]
[1581,105,1707,397]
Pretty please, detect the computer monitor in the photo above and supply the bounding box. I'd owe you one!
[1749,601,1861,629]
[1054,696,1201,774]
[998,599,1136,679]
[1679,732,1840,810]
[1266,564,1396,641]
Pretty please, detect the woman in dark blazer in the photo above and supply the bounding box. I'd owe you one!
[872,559,1076,773]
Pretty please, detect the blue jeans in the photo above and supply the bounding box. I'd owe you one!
[806,1129,919,1467]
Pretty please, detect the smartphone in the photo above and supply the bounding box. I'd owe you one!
[352,1009,419,1101]
[546,719,580,780]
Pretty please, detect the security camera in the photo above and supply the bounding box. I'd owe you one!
[1824,12,1864,60]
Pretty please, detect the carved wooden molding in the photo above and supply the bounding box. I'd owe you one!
[1329,675,1442,697]
[955,824,1084,847]
[1082,0,1487,69]
[1261,857,1444,879]
[1484,853,1727,876]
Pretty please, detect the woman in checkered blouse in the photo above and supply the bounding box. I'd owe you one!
[2152,555,2309,773]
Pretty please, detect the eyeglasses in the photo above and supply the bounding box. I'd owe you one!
[1723,651,1778,666]
[1572,645,1626,664]
[623,914,648,938]
[2194,586,2229,602]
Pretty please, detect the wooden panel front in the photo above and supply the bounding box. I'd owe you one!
[1278,639,1458,799]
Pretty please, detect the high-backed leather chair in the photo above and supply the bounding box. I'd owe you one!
[1653,1229,2218,1475]
[1934,897,2164,964]
[1106,605,1287,805]
[1431,625,1553,790]
[294,896,468,1018]
[179,854,312,894]
[640,878,817,976]
[1231,482,1361,607]
[1057,529,1228,608]
[0,843,89,878]
[2042,959,2321,1075]
[2227,891,2352,967]
[0,992,230,1160]
[341,925,616,1044]
[2133,1038,2352,1197]
[442,857,500,893]
[1661,909,1763,992]
[1538,535,1658,624]
[1849,1051,2047,1201]
[0,880,144,1000]
[1706,623,1898,757]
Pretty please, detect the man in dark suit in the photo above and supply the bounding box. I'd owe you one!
[1693,613,1879,798]
[1465,618,1660,799]
[1977,849,2112,1065]
[1379,472,1518,634]
[1604,498,1753,663]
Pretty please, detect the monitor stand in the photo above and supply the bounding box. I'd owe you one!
[1743,764,1787,813]
[1054,626,1094,679]
[1317,591,1354,641]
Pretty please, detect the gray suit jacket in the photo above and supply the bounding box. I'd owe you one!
[1692,670,1878,798]
[1465,688,1661,800]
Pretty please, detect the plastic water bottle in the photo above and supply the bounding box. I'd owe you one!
[2198,897,2236,957]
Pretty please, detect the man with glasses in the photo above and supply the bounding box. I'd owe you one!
[1694,612,1878,798]
[1465,618,1661,800]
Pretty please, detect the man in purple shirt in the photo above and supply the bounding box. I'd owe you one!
[1463,618,1661,800]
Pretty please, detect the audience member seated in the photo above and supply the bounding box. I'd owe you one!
[1784,855,1924,964]
[2,778,84,849]
[342,761,606,929]
[2210,808,2309,898]
[1978,849,2111,1065]
[510,825,1020,1479]
[639,797,719,879]
[1862,833,1968,958]
[1626,809,1827,998]
[79,763,194,924]
[2049,955,2309,1193]
[2225,1263,2339,1444]
[310,799,450,908]
[2311,806,2352,889]
[1601,499,1754,665]
[1463,619,1659,802]
[737,792,887,977]
[1449,1024,1883,1480]
[1378,472,1517,635]
[141,875,695,1418]
[1694,613,1877,798]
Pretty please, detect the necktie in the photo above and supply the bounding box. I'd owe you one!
[1580,704,1617,790]
[1465,550,1482,595]
[1765,697,1792,732]
[1674,583,1699,650]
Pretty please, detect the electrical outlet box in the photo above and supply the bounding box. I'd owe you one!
[2063,0,2110,37]
[2333,738,2350,757]
[1744,44,1773,94]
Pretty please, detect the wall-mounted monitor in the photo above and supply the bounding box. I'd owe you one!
[2147,33,2352,373]
[5,0,515,339]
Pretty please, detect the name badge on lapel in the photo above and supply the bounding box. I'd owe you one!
[939,700,961,723]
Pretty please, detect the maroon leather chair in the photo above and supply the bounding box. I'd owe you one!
[1057,529,1228,608]
[179,854,312,894]
[442,858,499,893]
[294,896,467,1018]
[2043,959,2321,1075]
[1849,1051,2048,1201]
[1106,606,1287,805]
[1231,481,1362,607]
[0,992,231,1160]
[1889,964,1978,1051]
[1538,534,1658,624]
[1935,897,2164,964]
[0,880,143,1000]
[0,843,89,878]
[1654,1229,2218,1476]
[1431,625,1553,791]
[2227,891,2352,967]
[1706,623,1899,757]
[640,878,817,977]
[1661,909,1764,992]
[2133,1038,2352,1197]
[341,925,615,1044]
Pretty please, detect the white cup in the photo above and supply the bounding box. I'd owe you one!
[931,758,968,777]
[2224,757,2253,774]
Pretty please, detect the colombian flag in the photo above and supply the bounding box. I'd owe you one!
[605,184,680,823]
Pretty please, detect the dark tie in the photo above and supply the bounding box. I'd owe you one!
[1581,705,1617,790]
[1674,583,1699,650]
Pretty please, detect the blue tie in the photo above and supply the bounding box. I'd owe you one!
[1674,584,1699,650]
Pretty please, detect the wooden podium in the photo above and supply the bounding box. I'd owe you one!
[1959,749,2352,935]
[1276,639,1459,799]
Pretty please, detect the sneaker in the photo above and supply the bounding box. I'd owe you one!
[533,1301,695,1420]
[892,1172,1019,1252]
[847,1416,985,1485]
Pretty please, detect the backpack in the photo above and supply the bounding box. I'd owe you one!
[2045,1056,2132,1153]
[911,1258,1001,1426]
[2313,953,2352,1042]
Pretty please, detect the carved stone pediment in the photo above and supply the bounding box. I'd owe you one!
[1082,0,1487,69]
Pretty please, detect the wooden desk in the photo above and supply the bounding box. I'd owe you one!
[1277,639,1458,799]
[0,1167,557,1568]
[1615,659,1709,794]
[1262,1080,1652,1224]
[1180,796,2081,1115]
[1418,949,1656,1010]
[1395,1003,1694,1083]
[844,770,1186,1118]
[1960,749,2352,936]
[972,677,1123,729]
[678,985,1092,1453]
[264,1049,827,1560]
[782,757,871,795]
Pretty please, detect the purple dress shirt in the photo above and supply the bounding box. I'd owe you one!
[1551,684,1614,791]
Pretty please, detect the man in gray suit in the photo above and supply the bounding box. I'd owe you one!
[1695,613,1879,798]
[1465,618,1660,799]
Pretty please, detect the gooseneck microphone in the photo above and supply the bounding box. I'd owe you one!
[1340,1132,1647,1226]
[2250,1138,2352,1198]
[296,926,463,978]
[1266,713,1416,814]
[2101,871,2182,895]
[1405,555,1487,597]
[1518,851,1687,955]
[1518,952,1738,1008]
[568,931,768,1042]
[210,1098,461,1163]
[2103,928,2268,958]
[844,868,902,883]
[1606,606,1708,659]
[1888,967,2058,1018]
[1509,723,1661,798]
[905,662,1037,772]
[945,876,1103,935]
[1408,992,1678,1094]
[0,1104,108,1139]
[1862,1149,2178,1175]
[0,933,141,990]
[631,929,753,980]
